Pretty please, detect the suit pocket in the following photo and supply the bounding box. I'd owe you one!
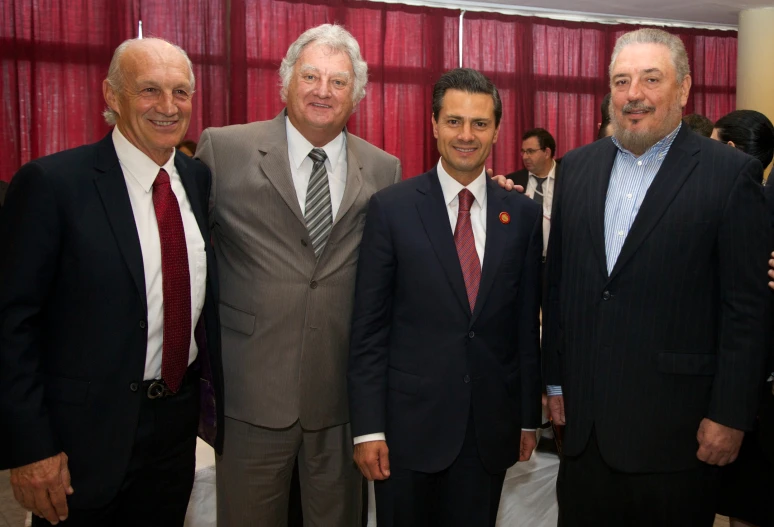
[657,352,716,375]
[219,302,256,336]
[45,376,90,405]
[387,367,420,395]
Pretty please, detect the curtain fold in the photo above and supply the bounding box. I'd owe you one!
[0,0,738,182]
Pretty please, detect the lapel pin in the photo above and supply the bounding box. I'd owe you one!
[499,212,511,224]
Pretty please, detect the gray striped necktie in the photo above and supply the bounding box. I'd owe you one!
[305,148,333,259]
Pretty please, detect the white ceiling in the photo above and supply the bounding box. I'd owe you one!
[374,0,774,29]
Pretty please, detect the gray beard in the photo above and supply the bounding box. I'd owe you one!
[610,100,683,156]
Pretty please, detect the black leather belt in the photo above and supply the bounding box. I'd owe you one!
[141,369,197,399]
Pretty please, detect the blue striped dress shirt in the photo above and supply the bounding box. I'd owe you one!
[546,123,682,398]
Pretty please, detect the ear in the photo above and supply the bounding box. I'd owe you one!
[432,114,439,139]
[727,140,737,149]
[103,79,119,117]
[679,74,692,108]
[492,124,500,145]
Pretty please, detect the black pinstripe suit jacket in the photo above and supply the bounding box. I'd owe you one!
[543,125,770,473]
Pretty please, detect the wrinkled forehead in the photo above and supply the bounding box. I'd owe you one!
[612,42,675,77]
[121,42,191,82]
[297,42,354,72]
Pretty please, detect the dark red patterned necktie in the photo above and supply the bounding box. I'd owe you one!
[454,188,481,313]
[152,168,191,392]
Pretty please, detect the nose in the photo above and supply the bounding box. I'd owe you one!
[626,78,643,101]
[458,122,474,142]
[314,78,331,98]
[156,91,178,116]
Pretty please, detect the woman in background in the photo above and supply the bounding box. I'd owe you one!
[712,109,774,527]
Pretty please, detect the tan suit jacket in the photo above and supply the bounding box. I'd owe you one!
[197,111,401,430]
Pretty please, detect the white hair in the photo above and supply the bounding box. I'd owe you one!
[279,24,368,105]
[609,28,691,84]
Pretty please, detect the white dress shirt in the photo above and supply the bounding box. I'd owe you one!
[524,160,556,256]
[286,116,348,220]
[354,163,532,445]
[113,127,207,381]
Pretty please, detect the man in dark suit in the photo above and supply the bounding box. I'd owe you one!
[505,128,558,260]
[543,28,769,526]
[348,68,543,526]
[0,38,223,527]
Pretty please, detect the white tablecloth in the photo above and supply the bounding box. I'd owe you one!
[366,450,560,527]
[185,438,217,527]
[188,442,559,527]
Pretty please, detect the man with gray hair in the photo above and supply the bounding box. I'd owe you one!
[0,37,224,526]
[196,23,401,526]
[543,28,769,524]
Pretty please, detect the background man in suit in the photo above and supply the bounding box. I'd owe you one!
[505,128,559,259]
[196,24,401,526]
[543,28,770,526]
[0,38,223,526]
[348,68,543,527]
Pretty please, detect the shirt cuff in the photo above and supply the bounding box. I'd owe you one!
[353,433,386,445]
[522,429,536,432]
[546,385,563,396]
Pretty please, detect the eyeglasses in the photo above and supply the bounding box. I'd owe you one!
[521,148,546,156]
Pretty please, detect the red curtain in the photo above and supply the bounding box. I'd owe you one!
[0,0,738,182]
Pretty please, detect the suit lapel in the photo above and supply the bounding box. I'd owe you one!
[471,178,507,325]
[587,139,618,278]
[175,153,207,240]
[416,169,470,316]
[334,132,363,226]
[92,134,147,312]
[259,112,305,225]
[607,126,699,283]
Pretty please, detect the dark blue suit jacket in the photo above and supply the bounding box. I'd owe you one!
[543,127,770,472]
[348,168,543,474]
[0,133,224,507]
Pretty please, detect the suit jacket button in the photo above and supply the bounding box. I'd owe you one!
[468,331,475,338]
[463,375,471,383]
[129,382,139,392]
[602,291,611,301]
[139,320,147,329]
[310,281,318,289]
[301,239,308,247]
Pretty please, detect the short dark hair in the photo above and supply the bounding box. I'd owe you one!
[177,139,198,152]
[682,113,714,138]
[432,68,502,127]
[714,110,774,169]
[522,128,556,158]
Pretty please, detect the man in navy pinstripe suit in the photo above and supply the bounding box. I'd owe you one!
[543,28,770,526]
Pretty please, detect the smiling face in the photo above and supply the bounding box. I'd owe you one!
[285,43,356,147]
[432,89,500,186]
[610,42,691,155]
[103,40,193,166]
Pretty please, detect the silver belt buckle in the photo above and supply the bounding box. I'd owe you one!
[147,380,170,399]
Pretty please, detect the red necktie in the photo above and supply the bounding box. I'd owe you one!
[152,168,191,392]
[454,188,481,313]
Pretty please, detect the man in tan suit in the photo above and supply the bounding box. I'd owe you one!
[196,24,401,526]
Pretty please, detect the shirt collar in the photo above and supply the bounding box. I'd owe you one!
[285,116,345,171]
[436,160,487,208]
[529,159,557,180]
[611,122,682,163]
[112,126,177,192]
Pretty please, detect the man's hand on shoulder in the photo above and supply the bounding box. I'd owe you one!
[487,168,524,193]
[696,418,744,466]
[10,452,73,525]
[354,440,391,481]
